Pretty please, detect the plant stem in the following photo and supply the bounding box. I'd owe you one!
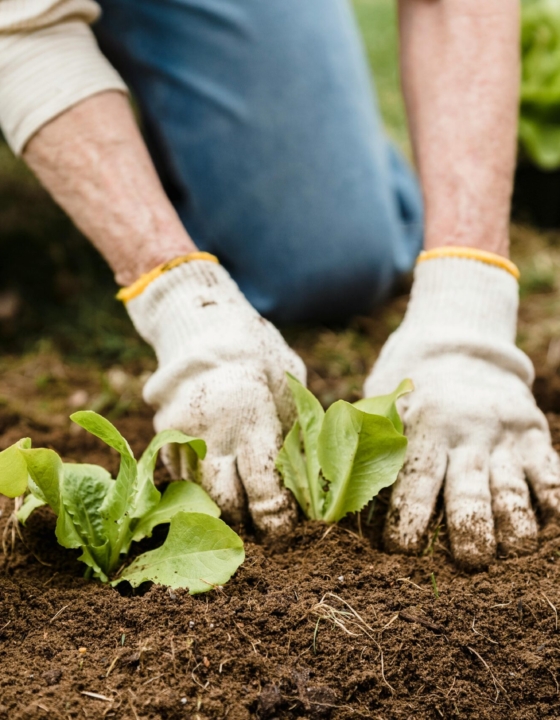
[431,572,439,599]
[108,516,132,574]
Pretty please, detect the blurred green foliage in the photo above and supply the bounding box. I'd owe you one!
[520,0,560,169]
[352,0,409,154]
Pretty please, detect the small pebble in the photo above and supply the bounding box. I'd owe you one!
[42,669,62,686]
[209,623,214,629]
[180,698,187,705]
[106,367,129,394]
[68,389,88,409]
[338,575,344,583]
[189,621,195,629]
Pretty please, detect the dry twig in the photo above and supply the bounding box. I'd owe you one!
[396,577,427,593]
[466,646,507,703]
[310,592,394,694]
[399,610,445,634]
[541,593,558,630]
[50,604,70,623]
[81,691,113,702]
[471,617,499,645]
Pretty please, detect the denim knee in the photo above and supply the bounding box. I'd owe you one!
[94,0,423,323]
[231,143,424,324]
[234,226,403,325]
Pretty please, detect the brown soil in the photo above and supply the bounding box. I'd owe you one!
[1,411,560,720]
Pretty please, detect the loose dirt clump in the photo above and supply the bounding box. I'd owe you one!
[1,413,560,719]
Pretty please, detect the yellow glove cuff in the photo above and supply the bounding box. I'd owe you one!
[417,246,520,281]
[116,251,220,303]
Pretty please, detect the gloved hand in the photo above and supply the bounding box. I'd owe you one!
[364,254,560,569]
[125,259,306,539]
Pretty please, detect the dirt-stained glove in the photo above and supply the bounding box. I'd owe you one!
[125,259,306,538]
[364,253,560,569]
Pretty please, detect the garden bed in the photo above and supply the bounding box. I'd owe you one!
[1,410,560,720]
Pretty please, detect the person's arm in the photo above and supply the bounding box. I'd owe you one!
[399,0,519,257]
[22,96,303,542]
[365,0,560,569]
[0,2,303,539]
[0,0,195,283]
[23,91,197,285]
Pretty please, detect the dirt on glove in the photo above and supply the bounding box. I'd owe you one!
[1,411,560,720]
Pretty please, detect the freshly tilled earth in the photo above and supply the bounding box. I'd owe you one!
[1,413,560,720]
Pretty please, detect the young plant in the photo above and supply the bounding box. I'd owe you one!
[276,376,412,522]
[0,412,244,593]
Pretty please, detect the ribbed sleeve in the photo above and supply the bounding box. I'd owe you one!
[0,0,100,30]
[0,1,128,155]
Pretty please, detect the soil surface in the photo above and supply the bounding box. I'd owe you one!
[1,410,560,720]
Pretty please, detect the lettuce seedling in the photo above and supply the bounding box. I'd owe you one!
[0,411,244,593]
[276,376,412,522]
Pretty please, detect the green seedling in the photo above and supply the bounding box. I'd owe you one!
[276,375,412,523]
[431,572,440,599]
[0,411,244,593]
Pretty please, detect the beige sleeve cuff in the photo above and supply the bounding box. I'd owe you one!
[0,20,128,155]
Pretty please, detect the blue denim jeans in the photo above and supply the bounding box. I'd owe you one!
[95,0,423,323]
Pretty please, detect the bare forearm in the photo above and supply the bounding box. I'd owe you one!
[398,0,520,257]
[23,91,197,286]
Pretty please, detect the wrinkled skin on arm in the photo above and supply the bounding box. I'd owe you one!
[24,91,197,286]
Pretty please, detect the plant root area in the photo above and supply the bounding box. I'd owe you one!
[1,412,560,720]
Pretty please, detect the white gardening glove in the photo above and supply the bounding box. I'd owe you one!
[125,259,306,538]
[364,255,560,569]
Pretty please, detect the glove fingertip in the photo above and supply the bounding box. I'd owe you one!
[383,442,446,556]
[199,454,248,527]
[250,488,298,544]
[448,519,496,571]
[383,506,431,556]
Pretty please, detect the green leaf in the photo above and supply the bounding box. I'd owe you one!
[115,512,245,593]
[77,544,110,583]
[276,421,314,518]
[319,402,408,523]
[139,429,207,474]
[71,414,136,526]
[8,449,92,568]
[16,493,46,524]
[354,378,413,434]
[64,463,112,485]
[0,440,31,498]
[61,465,112,547]
[19,448,64,514]
[134,429,207,520]
[56,463,113,580]
[54,510,84,550]
[285,374,326,518]
[70,411,133,458]
[131,481,220,542]
[53,504,110,582]
[71,412,137,560]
